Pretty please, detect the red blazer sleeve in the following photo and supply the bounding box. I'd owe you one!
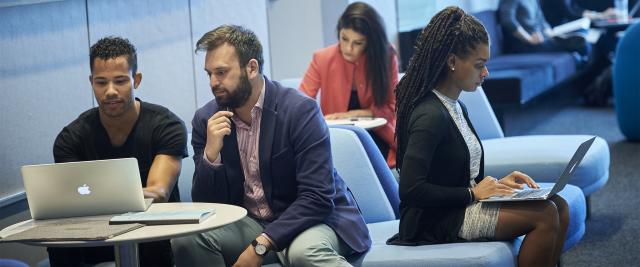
[300,52,322,99]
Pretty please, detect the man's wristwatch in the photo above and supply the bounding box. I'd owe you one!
[252,239,268,256]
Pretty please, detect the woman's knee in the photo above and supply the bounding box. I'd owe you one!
[536,200,561,231]
[551,196,569,216]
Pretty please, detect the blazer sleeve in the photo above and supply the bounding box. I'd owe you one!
[399,108,474,208]
[190,109,230,203]
[300,52,322,99]
[263,98,336,249]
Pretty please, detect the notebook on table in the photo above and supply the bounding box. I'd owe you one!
[22,158,151,220]
[480,137,596,202]
[109,208,216,225]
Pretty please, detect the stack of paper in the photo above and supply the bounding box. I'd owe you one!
[551,17,591,36]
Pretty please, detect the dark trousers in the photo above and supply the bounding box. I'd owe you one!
[47,240,173,267]
[369,130,389,160]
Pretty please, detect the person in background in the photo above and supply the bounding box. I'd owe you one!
[541,0,616,27]
[171,24,370,267]
[387,7,569,267]
[499,0,590,57]
[540,0,619,106]
[300,1,399,168]
[50,36,188,266]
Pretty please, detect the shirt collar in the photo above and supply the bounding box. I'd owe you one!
[254,76,265,110]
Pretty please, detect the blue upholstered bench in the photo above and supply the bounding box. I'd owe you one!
[473,10,579,106]
[177,125,587,266]
[328,126,586,267]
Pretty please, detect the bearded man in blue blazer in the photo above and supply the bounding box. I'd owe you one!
[171,24,370,267]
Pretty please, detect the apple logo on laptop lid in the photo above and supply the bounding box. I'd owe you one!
[77,184,91,195]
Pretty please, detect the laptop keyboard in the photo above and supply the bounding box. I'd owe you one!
[513,188,552,198]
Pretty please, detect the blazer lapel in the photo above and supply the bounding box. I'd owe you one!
[259,77,277,202]
[221,121,245,205]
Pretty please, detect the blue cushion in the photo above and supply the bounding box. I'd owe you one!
[488,53,576,84]
[329,127,396,223]
[613,22,640,140]
[331,125,400,218]
[356,183,583,267]
[483,135,610,196]
[483,67,553,104]
[351,220,517,267]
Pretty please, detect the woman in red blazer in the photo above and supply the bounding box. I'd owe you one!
[300,1,399,168]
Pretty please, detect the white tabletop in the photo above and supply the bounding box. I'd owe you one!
[325,117,387,129]
[0,202,246,247]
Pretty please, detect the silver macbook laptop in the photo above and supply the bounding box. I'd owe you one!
[22,158,149,220]
[480,136,596,202]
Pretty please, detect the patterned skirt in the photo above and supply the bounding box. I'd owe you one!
[458,201,501,240]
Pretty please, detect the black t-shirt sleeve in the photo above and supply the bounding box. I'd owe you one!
[53,126,84,163]
[153,112,188,159]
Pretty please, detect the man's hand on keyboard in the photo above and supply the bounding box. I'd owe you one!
[498,171,540,190]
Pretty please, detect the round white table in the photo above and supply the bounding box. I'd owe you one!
[325,117,387,129]
[0,203,246,267]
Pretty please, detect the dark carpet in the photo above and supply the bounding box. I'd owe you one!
[501,96,640,266]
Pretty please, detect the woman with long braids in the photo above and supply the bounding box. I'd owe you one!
[300,1,398,167]
[387,6,569,267]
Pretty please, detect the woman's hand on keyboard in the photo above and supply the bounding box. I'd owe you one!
[472,176,514,200]
[498,171,539,190]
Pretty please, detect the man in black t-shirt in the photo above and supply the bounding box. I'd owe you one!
[48,37,187,266]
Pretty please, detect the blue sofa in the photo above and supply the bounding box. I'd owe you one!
[328,125,585,266]
[473,10,579,106]
[459,87,609,217]
[277,77,609,217]
[176,119,587,266]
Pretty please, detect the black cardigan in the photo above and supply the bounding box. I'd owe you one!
[388,92,485,245]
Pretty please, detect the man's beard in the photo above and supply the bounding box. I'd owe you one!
[214,72,253,109]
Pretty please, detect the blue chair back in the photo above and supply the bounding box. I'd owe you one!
[613,22,640,140]
[278,78,301,89]
[472,10,505,57]
[329,125,400,221]
[399,73,503,140]
[459,87,505,140]
[278,78,321,105]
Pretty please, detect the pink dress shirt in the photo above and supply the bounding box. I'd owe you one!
[204,81,273,220]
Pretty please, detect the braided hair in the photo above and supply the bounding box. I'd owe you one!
[395,6,489,169]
